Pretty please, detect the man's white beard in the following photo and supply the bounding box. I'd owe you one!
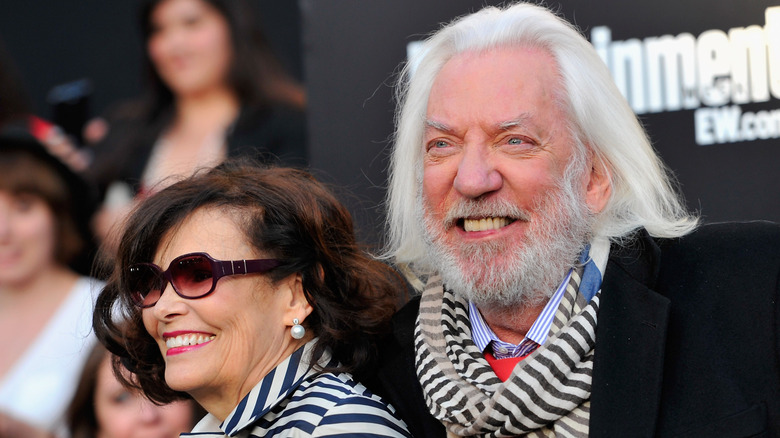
[420,167,595,310]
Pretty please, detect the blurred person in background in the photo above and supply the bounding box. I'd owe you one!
[66,343,198,438]
[0,135,102,438]
[86,0,307,252]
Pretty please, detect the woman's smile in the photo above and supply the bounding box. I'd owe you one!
[163,331,216,356]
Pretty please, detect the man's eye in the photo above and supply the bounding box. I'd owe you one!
[425,138,460,158]
[507,137,524,145]
[425,139,452,151]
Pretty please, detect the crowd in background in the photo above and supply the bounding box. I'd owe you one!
[0,0,309,436]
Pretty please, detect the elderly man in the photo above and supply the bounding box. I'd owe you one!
[372,2,780,437]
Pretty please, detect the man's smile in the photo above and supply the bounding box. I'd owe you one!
[461,217,515,232]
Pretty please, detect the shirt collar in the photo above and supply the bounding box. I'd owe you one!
[469,269,572,357]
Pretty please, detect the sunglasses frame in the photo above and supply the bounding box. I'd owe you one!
[127,252,281,308]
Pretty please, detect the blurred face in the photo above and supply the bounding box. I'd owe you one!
[0,191,57,287]
[141,207,300,416]
[94,356,194,438]
[147,0,233,97]
[420,47,608,307]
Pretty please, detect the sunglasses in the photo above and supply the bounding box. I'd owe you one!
[127,252,281,308]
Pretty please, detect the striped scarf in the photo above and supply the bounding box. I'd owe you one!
[414,266,600,437]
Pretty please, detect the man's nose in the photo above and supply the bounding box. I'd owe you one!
[452,145,502,199]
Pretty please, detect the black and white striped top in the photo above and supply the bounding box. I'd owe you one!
[182,341,412,438]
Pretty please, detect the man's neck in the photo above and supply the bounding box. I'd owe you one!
[477,303,548,345]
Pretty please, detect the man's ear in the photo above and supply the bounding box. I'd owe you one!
[585,157,612,214]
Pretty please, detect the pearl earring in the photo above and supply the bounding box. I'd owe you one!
[291,318,305,340]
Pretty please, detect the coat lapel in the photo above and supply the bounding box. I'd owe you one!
[589,231,670,437]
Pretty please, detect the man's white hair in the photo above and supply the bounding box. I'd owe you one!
[385,2,698,267]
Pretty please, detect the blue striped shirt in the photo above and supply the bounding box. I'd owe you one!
[183,341,412,437]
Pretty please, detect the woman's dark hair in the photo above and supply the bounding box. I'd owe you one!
[138,0,304,120]
[93,160,406,403]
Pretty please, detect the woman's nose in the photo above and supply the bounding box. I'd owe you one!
[150,282,187,320]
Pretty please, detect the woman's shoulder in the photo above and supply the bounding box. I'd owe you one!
[288,372,412,436]
[300,371,379,400]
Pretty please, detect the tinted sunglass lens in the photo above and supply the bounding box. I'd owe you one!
[128,265,165,307]
[170,255,215,298]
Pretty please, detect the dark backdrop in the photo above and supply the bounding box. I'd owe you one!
[2,1,779,248]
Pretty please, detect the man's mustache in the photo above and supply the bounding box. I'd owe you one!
[441,198,533,228]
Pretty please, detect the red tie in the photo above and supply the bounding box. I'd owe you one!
[484,351,531,381]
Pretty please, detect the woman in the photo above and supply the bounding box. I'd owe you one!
[86,0,307,248]
[67,344,197,438]
[0,135,101,437]
[93,161,412,437]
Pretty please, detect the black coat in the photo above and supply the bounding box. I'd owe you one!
[369,222,780,437]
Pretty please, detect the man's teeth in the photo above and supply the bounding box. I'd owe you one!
[166,334,215,348]
[463,217,510,232]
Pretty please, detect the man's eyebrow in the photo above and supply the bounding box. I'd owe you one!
[424,114,534,134]
[424,119,453,134]
[498,114,533,131]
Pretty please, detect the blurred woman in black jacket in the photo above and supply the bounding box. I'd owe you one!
[86,0,307,251]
